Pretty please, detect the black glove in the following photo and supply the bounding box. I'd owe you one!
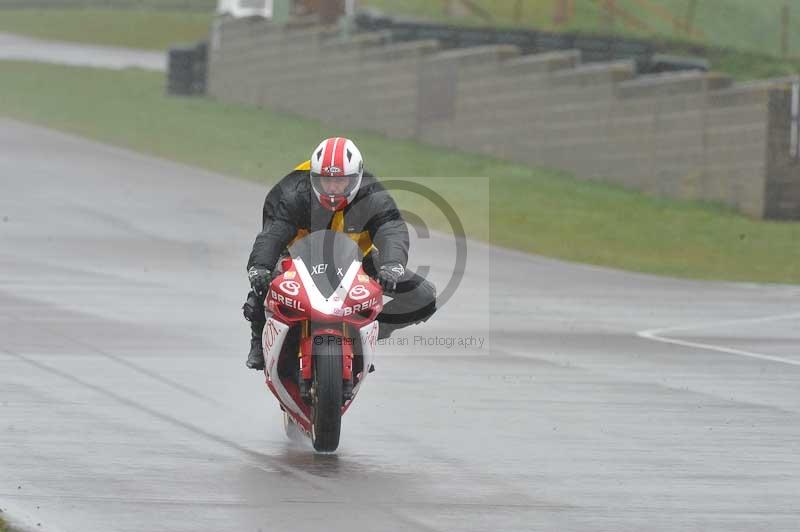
[377,262,405,293]
[248,266,272,297]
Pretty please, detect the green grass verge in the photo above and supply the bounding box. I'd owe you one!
[703,48,800,81]
[0,8,212,49]
[0,514,8,532]
[0,60,797,283]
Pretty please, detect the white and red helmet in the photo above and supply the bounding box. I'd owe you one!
[310,137,364,211]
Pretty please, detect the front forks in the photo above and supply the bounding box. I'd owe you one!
[299,321,313,403]
[298,322,354,404]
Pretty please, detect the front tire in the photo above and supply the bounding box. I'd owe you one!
[311,335,343,452]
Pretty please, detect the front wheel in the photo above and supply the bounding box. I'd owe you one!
[311,335,343,452]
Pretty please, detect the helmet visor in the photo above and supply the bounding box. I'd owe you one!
[310,172,360,197]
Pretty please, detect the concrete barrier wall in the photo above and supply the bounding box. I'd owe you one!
[208,17,800,219]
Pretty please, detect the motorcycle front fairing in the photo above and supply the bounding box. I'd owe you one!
[261,231,383,435]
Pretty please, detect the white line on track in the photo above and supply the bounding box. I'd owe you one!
[637,312,800,367]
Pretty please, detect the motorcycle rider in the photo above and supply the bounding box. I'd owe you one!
[243,137,437,370]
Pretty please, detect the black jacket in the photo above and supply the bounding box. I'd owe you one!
[247,168,409,271]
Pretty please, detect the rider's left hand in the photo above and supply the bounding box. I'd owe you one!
[248,266,272,297]
[377,263,405,293]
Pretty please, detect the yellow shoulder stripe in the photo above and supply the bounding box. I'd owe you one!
[294,160,311,171]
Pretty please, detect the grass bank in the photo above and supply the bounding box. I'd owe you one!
[0,514,8,532]
[362,0,800,58]
[361,0,800,80]
[0,60,797,283]
[0,8,212,49]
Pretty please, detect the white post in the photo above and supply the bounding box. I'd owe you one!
[791,79,799,160]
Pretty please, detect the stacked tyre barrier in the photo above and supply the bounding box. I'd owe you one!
[167,41,208,96]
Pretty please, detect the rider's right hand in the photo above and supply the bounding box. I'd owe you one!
[248,266,272,297]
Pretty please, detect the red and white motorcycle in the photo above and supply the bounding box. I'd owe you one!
[261,230,383,452]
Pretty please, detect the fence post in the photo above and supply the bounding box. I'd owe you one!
[685,0,698,36]
[553,0,568,26]
[602,0,616,32]
[791,79,800,160]
[781,2,790,57]
[514,0,523,23]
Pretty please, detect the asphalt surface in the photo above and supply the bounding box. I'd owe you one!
[1,118,799,531]
[0,33,165,71]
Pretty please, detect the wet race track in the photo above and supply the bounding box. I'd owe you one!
[1,119,799,531]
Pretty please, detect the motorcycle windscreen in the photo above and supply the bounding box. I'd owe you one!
[289,230,360,298]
